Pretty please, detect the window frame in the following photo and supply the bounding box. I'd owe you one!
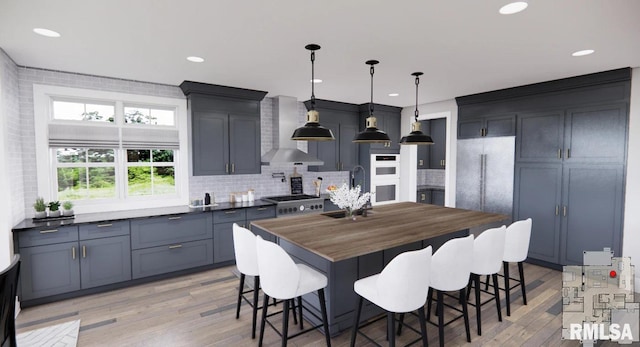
[34,84,189,214]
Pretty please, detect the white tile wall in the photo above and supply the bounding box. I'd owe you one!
[13,65,348,212]
[417,169,445,187]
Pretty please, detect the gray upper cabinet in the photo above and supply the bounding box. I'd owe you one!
[358,103,402,153]
[429,118,447,169]
[180,81,267,176]
[458,114,515,139]
[416,121,431,169]
[517,104,627,164]
[305,100,360,172]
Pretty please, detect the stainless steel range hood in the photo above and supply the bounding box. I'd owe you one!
[261,96,323,166]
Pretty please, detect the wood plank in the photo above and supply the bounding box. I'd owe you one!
[252,202,507,261]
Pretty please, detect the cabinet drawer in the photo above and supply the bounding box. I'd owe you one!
[18,225,79,248]
[213,209,246,223]
[130,213,213,250]
[246,206,276,221]
[131,239,213,279]
[79,220,130,240]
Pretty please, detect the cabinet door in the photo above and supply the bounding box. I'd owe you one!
[213,221,235,263]
[229,113,261,174]
[384,114,401,152]
[513,163,562,264]
[431,190,445,206]
[560,164,624,265]
[339,122,360,171]
[80,236,131,289]
[20,242,80,300]
[485,114,516,137]
[458,119,484,139]
[417,120,431,168]
[516,111,564,162]
[429,118,447,168]
[192,111,229,175]
[564,104,627,164]
[307,119,340,172]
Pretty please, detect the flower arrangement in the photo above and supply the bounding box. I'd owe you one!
[328,183,372,219]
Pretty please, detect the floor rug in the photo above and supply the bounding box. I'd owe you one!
[16,319,80,347]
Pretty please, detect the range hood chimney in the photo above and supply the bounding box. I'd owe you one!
[261,96,323,166]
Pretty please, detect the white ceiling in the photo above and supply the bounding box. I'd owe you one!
[1,0,639,107]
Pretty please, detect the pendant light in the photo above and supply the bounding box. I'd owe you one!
[291,44,335,141]
[399,72,434,145]
[353,60,391,143]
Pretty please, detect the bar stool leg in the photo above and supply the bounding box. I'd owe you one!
[460,288,471,343]
[396,313,405,335]
[504,261,511,316]
[418,306,429,347]
[437,290,445,347]
[350,296,363,347]
[236,273,245,319]
[298,296,304,329]
[259,293,270,347]
[426,288,433,321]
[282,300,290,347]
[319,289,332,347]
[518,261,527,305]
[492,273,502,321]
[252,276,260,338]
[290,299,298,325]
[473,274,482,335]
[387,312,396,347]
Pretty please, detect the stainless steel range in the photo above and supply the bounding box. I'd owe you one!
[262,194,324,217]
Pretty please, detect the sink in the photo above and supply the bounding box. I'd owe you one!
[321,209,373,218]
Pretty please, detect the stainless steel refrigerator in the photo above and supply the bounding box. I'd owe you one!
[456,136,515,223]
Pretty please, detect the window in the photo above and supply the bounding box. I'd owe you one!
[34,85,189,213]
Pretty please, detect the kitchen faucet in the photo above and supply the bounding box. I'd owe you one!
[350,165,366,190]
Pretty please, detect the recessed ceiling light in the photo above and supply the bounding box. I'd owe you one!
[499,2,528,15]
[186,56,205,63]
[388,93,399,97]
[311,79,323,83]
[33,28,61,38]
[572,49,595,57]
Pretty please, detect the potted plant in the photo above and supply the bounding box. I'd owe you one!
[48,201,61,217]
[62,201,74,216]
[33,197,47,219]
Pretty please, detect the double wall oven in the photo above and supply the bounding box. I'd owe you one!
[369,154,400,206]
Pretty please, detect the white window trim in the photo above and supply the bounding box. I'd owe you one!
[34,84,189,214]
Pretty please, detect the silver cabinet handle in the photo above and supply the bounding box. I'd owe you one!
[168,216,182,220]
[82,245,87,258]
[231,163,235,173]
[168,244,183,249]
[39,229,58,234]
[225,163,229,173]
[257,207,268,211]
[419,159,423,166]
[563,206,567,217]
[566,148,571,159]
[97,223,113,228]
[225,210,237,214]
[72,246,76,260]
[558,148,562,159]
[555,205,559,216]
[421,193,426,201]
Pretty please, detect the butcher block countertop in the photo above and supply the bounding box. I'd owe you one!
[251,202,508,262]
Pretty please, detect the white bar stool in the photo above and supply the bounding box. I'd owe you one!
[467,225,506,336]
[425,234,474,347]
[502,218,532,316]
[255,235,331,347]
[232,223,290,339]
[350,246,432,347]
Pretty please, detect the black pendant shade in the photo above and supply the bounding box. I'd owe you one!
[291,44,335,141]
[399,72,434,145]
[353,60,391,143]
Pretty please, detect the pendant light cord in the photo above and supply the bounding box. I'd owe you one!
[414,74,420,122]
[310,50,316,110]
[369,64,375,116]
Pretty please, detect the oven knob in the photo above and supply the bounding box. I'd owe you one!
[310,205,314,210]
[278,208,283,214]
[299,205,305,212]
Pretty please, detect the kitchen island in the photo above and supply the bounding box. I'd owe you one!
[250,201,507,335]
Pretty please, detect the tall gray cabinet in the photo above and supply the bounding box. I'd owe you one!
[180,81,267,176]
[456,68,630,268]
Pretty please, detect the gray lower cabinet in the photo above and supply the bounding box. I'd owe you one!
[132,239,213,279]
[213,209,246,263]
[514,162,624,266]
[416,189,444,206]
[19,222,132,300]
[20,240,81,300]
[131,213,214,279]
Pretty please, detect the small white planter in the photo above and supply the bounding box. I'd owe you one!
[48,210,61,218]
[62,209,74,216]
[34,211,46,219]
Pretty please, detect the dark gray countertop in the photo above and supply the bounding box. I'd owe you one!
[12,200,275,231]
[417,185,445,190]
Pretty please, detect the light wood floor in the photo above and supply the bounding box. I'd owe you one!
[15,263,616,346]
